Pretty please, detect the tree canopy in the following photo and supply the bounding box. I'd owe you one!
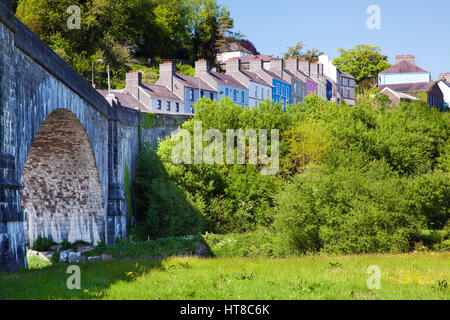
[15,0,237,87]
[283,42,324,63]
[333,44,391,91]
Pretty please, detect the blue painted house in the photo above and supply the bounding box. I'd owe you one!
[249,58,291,106]
[195,60,249,106]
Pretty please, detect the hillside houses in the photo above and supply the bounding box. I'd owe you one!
[101,49,447,117]
[378,55,445,110]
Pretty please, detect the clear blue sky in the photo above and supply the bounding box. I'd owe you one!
[220,0,450,80]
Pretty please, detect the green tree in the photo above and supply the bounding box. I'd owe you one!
[284,42,323,62]
[333,44,391,92]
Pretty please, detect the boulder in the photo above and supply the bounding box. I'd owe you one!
[68,251,82,263]
[59,250,72,263]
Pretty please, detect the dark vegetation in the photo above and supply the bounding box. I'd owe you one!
[133,96,449,255]
[14,0,255,89]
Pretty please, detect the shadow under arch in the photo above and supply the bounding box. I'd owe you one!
[20,108,105,248]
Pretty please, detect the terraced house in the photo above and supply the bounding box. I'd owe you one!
[269,59,306,104]
[225,58,273,108]
[249,58,291,106]
[113,71,186,114]
[156,61,217,114]
[195,59,249,106]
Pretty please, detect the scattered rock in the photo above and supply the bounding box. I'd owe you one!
[101,254,113,261]
[88,256,101,262]
[59,250,72,263]
[68,251,82,263]
[77,246,95,254]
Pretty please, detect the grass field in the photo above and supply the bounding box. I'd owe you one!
[0,251,448,300]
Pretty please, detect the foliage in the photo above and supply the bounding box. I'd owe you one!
[147,95,449,254]
[333,44,391,92]
[283,41,324,63]
[133,144,203,240]
[32,236,56,252]
[15,0,235,87]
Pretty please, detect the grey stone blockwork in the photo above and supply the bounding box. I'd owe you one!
[0,3,188,271]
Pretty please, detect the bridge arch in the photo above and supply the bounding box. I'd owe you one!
[20,109,105,247]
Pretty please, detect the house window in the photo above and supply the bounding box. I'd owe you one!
[157,100,162,109]
[176,103,180,112]
[277,84,280,95]
[201,90,204,97]
[225,88,229,96]
[190,89,194,101]
[241,91,245,103]
[233,90,237,101]
[210,92,214,100]
[255,87,258,98]
[286,87,289,98]
[166,101,170,111]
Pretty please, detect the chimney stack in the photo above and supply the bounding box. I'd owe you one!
[226,58,241,73]
[396,55,415,65]
[285,59,299,73]
[195,59,211,77]
[269,59,284,77]
[158,61,175,91]
[249,58,264,72]
[298,60,311,76]
[126,70,142,87]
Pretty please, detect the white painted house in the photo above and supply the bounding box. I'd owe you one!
[217,42,255,63]
[122,71,186,114]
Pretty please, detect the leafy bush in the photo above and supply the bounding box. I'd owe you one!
[32,237,56,252]
[133,144,203,240]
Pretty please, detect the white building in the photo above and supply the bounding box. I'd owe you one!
[121,71,186,114]
[217,42,255,63]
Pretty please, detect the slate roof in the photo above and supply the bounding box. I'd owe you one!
[380,60,429,74]
[141,83,183,101]
[175,74,217,92]
[97,90,150,112]
[240,70,273,87]
[209,71,248,89]
[379,87,418,100]
[262,68,289,84]
[379,82,435,93]
[339,70,356,79]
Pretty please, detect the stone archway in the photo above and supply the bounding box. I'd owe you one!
[20,109,105,248]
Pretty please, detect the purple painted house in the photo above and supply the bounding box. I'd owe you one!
[306,78,318,96]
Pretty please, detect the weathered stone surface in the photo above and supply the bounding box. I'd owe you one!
[60,250,71,263]
[68,252,82,263]
[0,2,189,271]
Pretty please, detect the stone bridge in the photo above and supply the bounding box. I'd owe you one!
[0,0,188,271]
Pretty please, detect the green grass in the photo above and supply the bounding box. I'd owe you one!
[1,252,448,300]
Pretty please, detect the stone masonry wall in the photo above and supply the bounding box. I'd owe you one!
[21,109,105,247]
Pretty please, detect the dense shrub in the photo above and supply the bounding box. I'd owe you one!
[133,144,202,240]
[134,96,449,254]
